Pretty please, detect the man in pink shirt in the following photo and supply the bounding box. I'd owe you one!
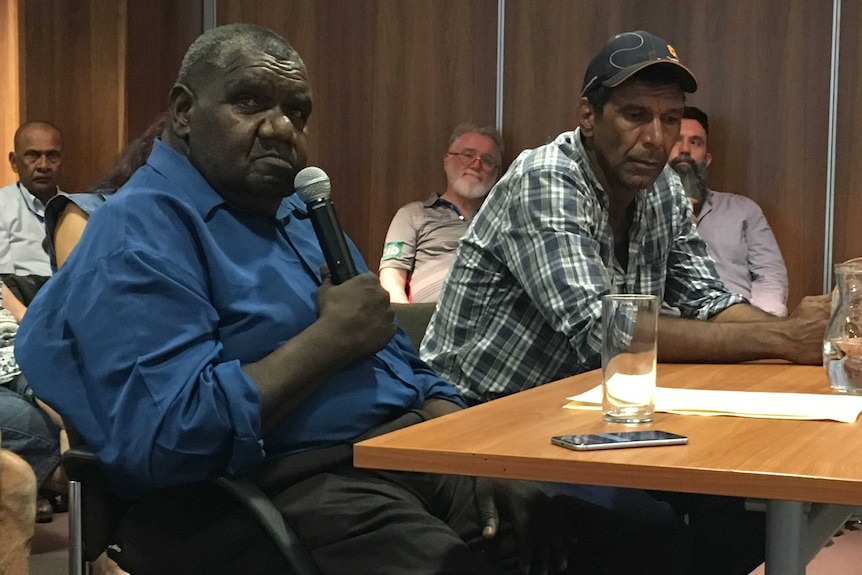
[669,106,789,316]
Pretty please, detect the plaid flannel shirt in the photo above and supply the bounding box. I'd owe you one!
[421,129,744,403]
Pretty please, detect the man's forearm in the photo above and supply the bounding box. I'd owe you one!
[243,317,361,433]
[379,268,410,303]
[1,284,26,324]
[657,313,793,364]
[245,274,398,433]
[422,397,463,418]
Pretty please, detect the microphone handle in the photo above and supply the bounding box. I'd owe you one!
[307,199,357,285]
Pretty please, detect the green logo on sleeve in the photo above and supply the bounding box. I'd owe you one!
[382,242,403,259]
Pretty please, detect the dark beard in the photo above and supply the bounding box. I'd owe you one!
[670,158,708,215]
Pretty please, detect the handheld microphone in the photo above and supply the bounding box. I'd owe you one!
[294,167,357,285]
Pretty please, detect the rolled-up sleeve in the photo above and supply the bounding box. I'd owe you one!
[379,206,418,271]
[17,247,265,497]
[498,166,607,369]
[664,197,746,320]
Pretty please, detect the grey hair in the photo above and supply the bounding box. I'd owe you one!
[176,23,301,88]
[447,123,504,156]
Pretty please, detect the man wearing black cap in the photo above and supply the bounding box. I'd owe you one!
[423,30,831,574]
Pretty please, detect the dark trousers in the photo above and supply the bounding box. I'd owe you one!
[113,464,710,575]
[548,483,765,574]
[113,467,513,575]
[111,424,762,575]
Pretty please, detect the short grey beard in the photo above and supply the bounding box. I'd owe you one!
[451,176,493,200]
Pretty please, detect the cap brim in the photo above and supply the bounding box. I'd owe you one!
[604,60,698,93]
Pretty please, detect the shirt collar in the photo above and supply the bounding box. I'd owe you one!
[696,187,715,221]
[146,139,304,223]
[280,193,307,221]
[16,182,52,214]
[570,127,606,196]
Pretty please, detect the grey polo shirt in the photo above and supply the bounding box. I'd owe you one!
[379,193,469,303]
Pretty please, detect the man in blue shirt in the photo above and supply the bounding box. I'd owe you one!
[14,24,587,575]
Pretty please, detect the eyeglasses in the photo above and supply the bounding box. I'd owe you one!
[445,149,500,171]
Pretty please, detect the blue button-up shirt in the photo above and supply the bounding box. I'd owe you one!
[16,140,462,497]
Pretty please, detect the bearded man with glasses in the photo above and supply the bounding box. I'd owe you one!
[379,123,503,303]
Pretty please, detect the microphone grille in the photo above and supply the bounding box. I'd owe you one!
[294,167,331,203]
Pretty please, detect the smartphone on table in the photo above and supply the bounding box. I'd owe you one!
[551,430,688,451]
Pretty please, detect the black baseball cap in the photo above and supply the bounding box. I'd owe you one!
[581,31,698,97]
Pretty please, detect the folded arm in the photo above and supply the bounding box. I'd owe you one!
[0,284,26,324]
[658,296,829,365]
[245,272,398,432]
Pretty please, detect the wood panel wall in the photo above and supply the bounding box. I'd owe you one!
[14,0,859,308]
[17,0,200,193]
[217,0,498,270]
[834,0,862,266]
[503,0,832,308]
[19,0,126,193]
[0,0,18,186]
[124,0,201,141]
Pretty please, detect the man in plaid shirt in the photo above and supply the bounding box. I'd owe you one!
[422,33,827,404]
[422,30,830,575]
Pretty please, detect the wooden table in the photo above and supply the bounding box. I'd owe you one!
[354,363,862,574]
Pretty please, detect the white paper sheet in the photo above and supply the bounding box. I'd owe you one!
[564,385,862,423]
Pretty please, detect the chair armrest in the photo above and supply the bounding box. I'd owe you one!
[62,444,132,563]
[211,476,319,575]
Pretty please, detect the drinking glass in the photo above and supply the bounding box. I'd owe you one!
[602,294,658,423]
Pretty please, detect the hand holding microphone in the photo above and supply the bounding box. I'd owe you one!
[294,167,395,356]
[294,167,358,285]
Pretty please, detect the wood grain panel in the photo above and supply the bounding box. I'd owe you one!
[833,0,862,266]
[356,364,862,506]
[503,0,832,308]
[125,0,202,143]
[0,0,18,186]
[19,0,125,193]
[218,0,498,266]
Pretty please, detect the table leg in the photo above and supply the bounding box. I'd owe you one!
[764,500,855,575]
[765,500,805,575]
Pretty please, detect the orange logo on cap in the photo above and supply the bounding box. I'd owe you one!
[667,44,679,60]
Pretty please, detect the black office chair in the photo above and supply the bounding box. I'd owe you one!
[62,429,320,575]
[392,302,437,350]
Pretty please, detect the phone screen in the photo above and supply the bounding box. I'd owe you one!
[551,430,688,451]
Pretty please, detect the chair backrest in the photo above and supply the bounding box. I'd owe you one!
[392,303,437,350]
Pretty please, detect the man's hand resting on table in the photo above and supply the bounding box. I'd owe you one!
[781,294,831,364]
[476,478,579,574]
